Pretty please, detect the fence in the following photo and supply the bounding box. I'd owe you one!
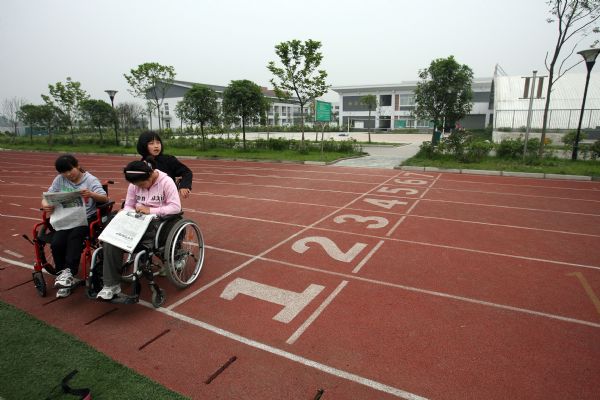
[494,109,600,130]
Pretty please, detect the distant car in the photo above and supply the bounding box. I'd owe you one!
[338,133,349,137]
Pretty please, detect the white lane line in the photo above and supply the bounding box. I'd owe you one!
[286,280,348,345]
[352,241,385,274]
[3,250,23,258]
[153,304,428,400]
[9,203,22,207]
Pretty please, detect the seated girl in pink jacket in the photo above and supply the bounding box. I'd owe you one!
[97,158,181,300]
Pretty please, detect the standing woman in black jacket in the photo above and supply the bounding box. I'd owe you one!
[136,131,193,198]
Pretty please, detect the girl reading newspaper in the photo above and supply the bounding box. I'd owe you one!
[42,155,108,298]
[96,158,181,300]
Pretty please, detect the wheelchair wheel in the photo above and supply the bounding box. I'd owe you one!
[164,219,204,289]
[34,238,57,275]
[151,287,166,308]
[32,271,46,297]
[86,247,104,299]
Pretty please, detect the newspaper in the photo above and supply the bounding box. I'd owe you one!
[98,211,155,253]
[42,191,87,231]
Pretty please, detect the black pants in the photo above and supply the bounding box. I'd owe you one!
[50,225,88,274]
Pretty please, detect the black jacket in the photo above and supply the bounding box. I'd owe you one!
[136,131,193,190]
[152,154,193,190]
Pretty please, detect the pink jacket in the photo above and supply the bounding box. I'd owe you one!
[123,170,181,217]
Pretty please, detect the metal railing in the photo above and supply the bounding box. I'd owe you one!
[494,109,600,130]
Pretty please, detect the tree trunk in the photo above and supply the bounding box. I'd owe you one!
[538,66,555,157]
[300,103,305,144]
[242,117,246,149]
[368,109,372,143]
[201,122,205,150]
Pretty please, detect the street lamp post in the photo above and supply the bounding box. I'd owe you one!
[105,90,118,146]
[572,48,600,160]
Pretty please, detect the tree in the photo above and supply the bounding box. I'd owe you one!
[80,99,115,145]
[116,102,145,146]
[41,77,89,143]
[124,62,175,132]
[267,39,330,144]
[360,94,377,143]
[2,97,27,136]
[540,0,600,156]
[222,80,265,149]
[175,84,220,149]
[413,56,474,142]
[17,104,62,144]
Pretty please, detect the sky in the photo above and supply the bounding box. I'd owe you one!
[0,0,592,106]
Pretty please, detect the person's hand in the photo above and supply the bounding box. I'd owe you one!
[79,188,92,199]
[42,204,54,215]
[179,188,190,199]
[135,204,150,214]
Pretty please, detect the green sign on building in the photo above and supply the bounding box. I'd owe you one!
[315,100,332,122]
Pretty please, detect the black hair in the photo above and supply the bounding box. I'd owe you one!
[136,131,163,158]
[123,159,154,184]
[55,154,84,173]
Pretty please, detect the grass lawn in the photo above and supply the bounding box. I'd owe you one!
[403,154,600,177]
[0,301,188,399]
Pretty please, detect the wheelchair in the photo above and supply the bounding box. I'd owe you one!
[86,212,205,308]
[22,181,115,297]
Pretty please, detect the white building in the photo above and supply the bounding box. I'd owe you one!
[147,80,311,130]
[493,72,600,130]
[331,78,494,131]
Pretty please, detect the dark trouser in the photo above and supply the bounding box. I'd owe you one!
[102,221,159,287]
[50,225,89,275]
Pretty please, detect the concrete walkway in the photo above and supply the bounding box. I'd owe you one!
[332,133,430,169]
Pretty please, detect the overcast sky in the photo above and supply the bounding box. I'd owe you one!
[0,0,592,105]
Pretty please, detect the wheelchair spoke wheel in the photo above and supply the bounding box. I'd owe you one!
[164,219,204,289]
[35,240,57,275]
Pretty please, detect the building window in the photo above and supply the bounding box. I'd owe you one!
[400,94,414,105]
[164,103,169,116]
[165,120,170,129]
[380,95,392,106]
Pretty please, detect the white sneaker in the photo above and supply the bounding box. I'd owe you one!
[96,284,121,300]
[56,288,71,298]
[54,268,74,288]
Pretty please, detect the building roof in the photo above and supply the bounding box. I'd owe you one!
[162,79,296,102]
[331,78,493,94]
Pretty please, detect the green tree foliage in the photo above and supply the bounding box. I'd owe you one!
[41,77,89,143]
[17,104,62,144]
[124,62,175,132]
[175,84,220,149]
[360,94,377,143]
[80,99,115,145]
[413,56,474,143]
[222,80,265,149]
[540,0,600,156]
[267,39,330,144]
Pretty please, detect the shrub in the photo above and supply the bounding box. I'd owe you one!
[591,140,600,160]
[496,137,525,159]
[561,130,587,146]
[461,140,493,163]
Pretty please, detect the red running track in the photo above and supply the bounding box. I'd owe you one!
[1,151,600,399]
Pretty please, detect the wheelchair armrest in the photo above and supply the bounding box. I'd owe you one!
[156,212,184,222]
[96,200,115,211]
